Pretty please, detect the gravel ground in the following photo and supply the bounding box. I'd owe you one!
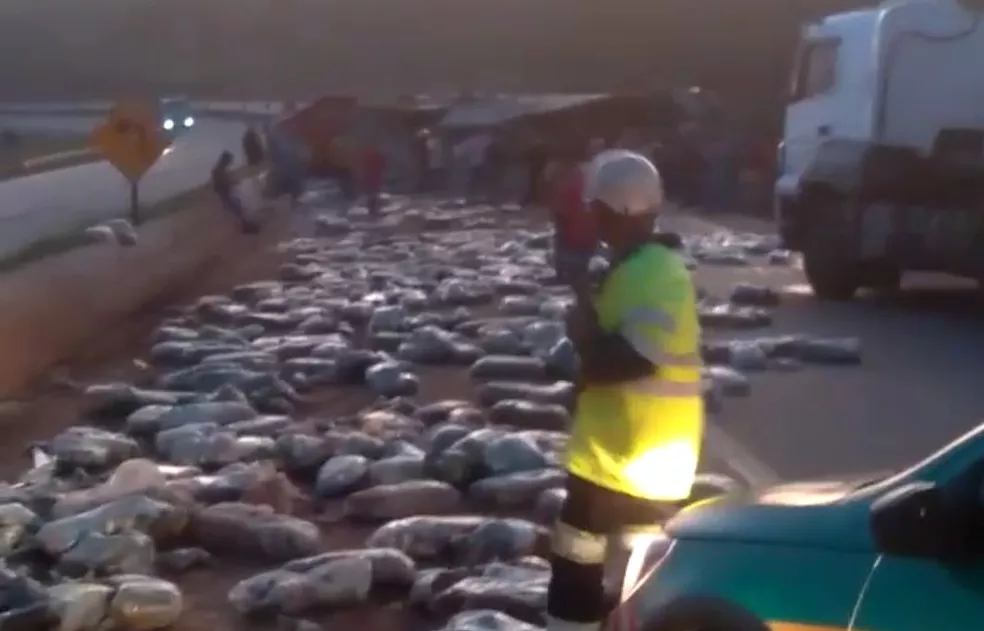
[0,190,979,631]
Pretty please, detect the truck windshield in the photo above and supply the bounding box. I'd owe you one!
[789,38,840,103]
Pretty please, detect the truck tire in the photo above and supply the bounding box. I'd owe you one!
[801,195,861,301]
[804,248,861,301]
[862,265,902,294]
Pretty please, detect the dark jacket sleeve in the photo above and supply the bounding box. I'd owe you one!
[573,234,682,384]
[576,329,654,384]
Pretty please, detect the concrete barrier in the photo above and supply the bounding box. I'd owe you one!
[22,147,94,169]
[0,186,247,396]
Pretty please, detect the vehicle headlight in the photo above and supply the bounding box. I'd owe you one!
[620,532,673,602]
[183,116,195,127]
[162,119,175,131]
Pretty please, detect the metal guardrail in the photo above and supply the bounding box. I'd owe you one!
[0,101,292,117]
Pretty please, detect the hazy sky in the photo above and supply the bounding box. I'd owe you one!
[0,0,869,99]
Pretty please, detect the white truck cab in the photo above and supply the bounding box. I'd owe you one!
[775,0,984,300]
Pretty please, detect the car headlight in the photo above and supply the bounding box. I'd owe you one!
[620,532,674,602]
[162,119,175,131]
[183,116,195,127]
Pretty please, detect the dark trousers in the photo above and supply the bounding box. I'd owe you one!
[218,192,259,234]
[547,474,674,625]
[416,165,431,192]
[366,186,381,216]
[525,165,545,205]
[338,169,355,200]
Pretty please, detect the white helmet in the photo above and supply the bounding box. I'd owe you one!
[582,149,664,216]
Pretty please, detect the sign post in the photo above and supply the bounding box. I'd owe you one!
[128,180,139,225]
[89,99,169,225]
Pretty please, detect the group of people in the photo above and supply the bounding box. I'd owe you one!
[655,119,775,215]
[211,124,391,233]
[329,140,387,216]
[209,125,279,235]
[406,118,760,226]
[410,128,551,205]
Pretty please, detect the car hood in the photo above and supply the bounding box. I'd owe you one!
[665,473,888,551]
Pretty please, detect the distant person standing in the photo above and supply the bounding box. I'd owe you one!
[242,126,265,167]
[701,126,738,214]
[265,128,306,210]
[483,133,506,199]
[413,129,432,192]
[455,132,492,198]
[549,144,597,283]
[675,122,705,207]
[361,146,387,217]
[426,133,447,192]
[330,137,357,201]
[450,136,470,197]
[524,136,549,206]
[211,151,258,234]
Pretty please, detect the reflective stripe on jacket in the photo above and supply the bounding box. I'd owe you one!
[565,243,704,501]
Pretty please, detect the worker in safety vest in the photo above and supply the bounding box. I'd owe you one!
[546,150,703,631]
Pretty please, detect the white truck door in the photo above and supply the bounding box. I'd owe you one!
[776,36,843,197]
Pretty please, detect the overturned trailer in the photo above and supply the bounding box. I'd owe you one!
[271,95,358,177]
[436,92,691,156]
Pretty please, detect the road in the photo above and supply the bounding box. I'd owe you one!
[665,211,984,484]
[0,114,248,260]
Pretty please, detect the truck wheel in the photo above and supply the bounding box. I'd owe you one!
[798,191,861,301]
[803,237,861,301]
[860,263,903,295]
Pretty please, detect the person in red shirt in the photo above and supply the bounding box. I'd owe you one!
[550,143,598,283]
[361,147,386,216]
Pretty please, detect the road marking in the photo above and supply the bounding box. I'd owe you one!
[704,420,781,488]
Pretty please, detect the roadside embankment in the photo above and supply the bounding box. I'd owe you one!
[0,174,275,397]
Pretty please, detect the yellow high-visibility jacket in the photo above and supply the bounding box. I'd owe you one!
[565,242,704,501]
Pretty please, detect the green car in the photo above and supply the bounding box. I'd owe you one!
[612,424,984,631]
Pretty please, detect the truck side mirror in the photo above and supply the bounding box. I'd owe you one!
[870,482,970,561]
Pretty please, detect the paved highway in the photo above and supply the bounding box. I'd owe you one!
[0,114,249,260]
[665,211,984,484]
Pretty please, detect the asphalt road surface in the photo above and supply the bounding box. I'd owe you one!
[0,114,248,260]
[667,210,984,485]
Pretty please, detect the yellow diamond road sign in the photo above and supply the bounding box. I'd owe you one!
[89,99,169,182]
